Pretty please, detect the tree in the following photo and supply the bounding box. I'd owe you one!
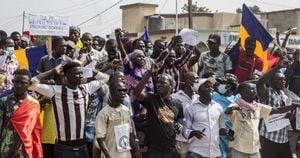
[181,1,211,13]
[236,5,262,14]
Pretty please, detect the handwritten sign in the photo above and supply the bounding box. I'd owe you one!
[29,14,69,36]
[265,113,290,132]
[179,28,198,46]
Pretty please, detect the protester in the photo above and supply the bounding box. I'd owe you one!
[69,26,83,50]
[20,36,30,49]
[226,82,299,158]
[0,69,42,158]
[184,77,228,158]
[171,71,199,158]
[30,62,109,158]
[10,31,21,50]
[92,35,106,52]
[257,58,294,158]
[0,37,19,94]
[234,37,263,83]
[144,41,153,57]
[133,63,183,158]
[212,73,239,158]
[36,36,68,158]
[95,80,140,158]
[150,39,166,59]
[198,33,232,77]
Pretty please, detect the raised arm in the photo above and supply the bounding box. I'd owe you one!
[115,28,127,59]
[270,104,299,115]
[187,46,201,69]
[132,62,164,101]
[174,48,193,69]
[256,58,288,103]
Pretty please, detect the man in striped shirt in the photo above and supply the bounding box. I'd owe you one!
[257,58,294,158]
[30,61,109,158]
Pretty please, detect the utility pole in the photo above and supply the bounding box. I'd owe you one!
[22,11,25,34]
[188,0,193,29]
[175,0,178,35]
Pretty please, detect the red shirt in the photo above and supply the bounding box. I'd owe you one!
[234,51,263,83]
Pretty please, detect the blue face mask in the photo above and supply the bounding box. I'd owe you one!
[6,47,14,56]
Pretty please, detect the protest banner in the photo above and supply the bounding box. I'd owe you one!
[29,14,69,36]
[265,113,290,132]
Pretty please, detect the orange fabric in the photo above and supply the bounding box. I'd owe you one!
[10,95,43,158]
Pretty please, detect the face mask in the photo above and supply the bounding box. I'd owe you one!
[192,82,201,92]
[6,47,14,56]
[217,84,227,95]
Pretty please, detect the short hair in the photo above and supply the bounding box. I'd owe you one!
[93,35,106,44]
[109,80,124,92]
[157,73,175,87]
[0,30,7,39]
[82,32,92,39]
[0,38,6,48]
[63,61,81,74]
[237,82,251,93]
[132,39,144,49]
[52,36,65,48]
[173,35,183,44]
[13,69,31,79]
[10,31,21,38]
[208,33,221,45]
[109,71,124,83]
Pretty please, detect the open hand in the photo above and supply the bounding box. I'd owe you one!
[150,62,164,73]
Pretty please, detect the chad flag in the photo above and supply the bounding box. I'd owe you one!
[14,45,47,76]
[240,4,273,72]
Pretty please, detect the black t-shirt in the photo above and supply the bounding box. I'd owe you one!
[141,93,184,152]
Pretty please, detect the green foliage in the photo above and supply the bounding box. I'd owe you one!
[181,1,211,13]
[236,5,262,14]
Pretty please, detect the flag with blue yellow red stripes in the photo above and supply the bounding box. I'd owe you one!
[14,45,47,76]
[240,4,273,72]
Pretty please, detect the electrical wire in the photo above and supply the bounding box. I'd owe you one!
[77,0,123,26]
[31,0,98,14]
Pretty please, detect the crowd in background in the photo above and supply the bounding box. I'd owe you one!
[0,25,300,158]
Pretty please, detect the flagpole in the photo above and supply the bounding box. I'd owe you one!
[175,0,178,35]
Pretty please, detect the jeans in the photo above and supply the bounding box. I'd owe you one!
[53,143,89,158]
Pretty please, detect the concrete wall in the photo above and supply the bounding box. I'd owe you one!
[263,10,300,34]
[120,3,157,33]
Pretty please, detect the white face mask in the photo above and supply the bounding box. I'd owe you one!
[6,47,14,56]
[192,82,201,93]
[217,84,227,95]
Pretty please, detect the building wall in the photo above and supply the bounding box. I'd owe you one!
[121,4,157,33]
[264,10,300,34]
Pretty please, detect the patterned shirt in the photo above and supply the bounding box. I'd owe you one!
[199,51,232,77]
[260,87,289,143]
[0,55,19,94]
[0,94,42,158]
[123,55,154,117]
[0,95,24,158]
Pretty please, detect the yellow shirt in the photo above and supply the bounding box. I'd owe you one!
[41,103,56,144]
[75,40,83,50]
[228,103,272,154]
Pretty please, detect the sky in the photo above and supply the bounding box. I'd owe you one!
[0,0,299,37]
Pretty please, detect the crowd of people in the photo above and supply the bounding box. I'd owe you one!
[0,25,300,158]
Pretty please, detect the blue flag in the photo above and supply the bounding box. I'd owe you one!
[139,27,151,42]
